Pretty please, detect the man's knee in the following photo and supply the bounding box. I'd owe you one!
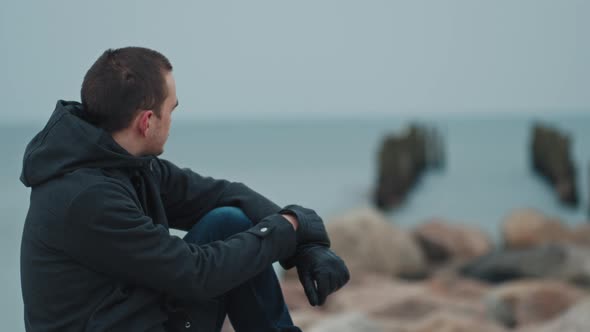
[201,207,253,239]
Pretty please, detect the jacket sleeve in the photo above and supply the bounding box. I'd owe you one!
[155,158,282,231]
[63,183,296,302]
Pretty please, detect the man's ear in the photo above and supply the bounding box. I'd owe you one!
[137,110,154,137]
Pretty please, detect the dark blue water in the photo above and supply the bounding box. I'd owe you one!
[2,113,589,330]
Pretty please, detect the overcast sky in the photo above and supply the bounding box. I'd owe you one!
[0,1,588,124]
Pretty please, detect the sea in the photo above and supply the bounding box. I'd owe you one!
[2,113,590,330]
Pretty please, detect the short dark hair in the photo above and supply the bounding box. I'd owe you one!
[81,47,173,132]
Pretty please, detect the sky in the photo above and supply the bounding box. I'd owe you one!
[0,0,588,124]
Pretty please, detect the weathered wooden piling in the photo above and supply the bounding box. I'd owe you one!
[530,123,578,206]
[375,124,444,209]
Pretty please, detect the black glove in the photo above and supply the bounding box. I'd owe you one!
[279,204,330,247]
[292,245,350,306]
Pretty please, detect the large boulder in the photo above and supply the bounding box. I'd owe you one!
[324,273,489,326]
[323,273,433,318]
[286,272,502,332]
[308,312,384,332]
[485,280,586,328]
[326,208,427,279]
[414,219,493,262]
[502,209,568,248]
[503,209,574,249]
[289,310,328,331]
[425,272,491,303]
[405,312,507,332]
[517,298,590,332]
[461,244,590,286]
[280,278,313,312]
[571,224,590,246]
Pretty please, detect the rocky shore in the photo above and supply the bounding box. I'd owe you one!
[277,208,590,332]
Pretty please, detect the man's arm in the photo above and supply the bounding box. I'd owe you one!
[154,158,348,305]
[155,158,283,231]
[63,183,297,302]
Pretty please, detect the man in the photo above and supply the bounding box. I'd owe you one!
[20,47,349,332]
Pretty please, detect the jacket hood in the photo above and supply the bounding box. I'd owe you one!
[20,100,152,187]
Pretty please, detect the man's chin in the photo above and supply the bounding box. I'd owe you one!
[142,147,164,157]
[153,148,164,156]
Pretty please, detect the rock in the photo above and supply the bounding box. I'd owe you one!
[326,208,428,279]
[550,245,590,285]
[530,124,578,206]
[307,312,384,332]
[414,219,493,262]
[502,209,573,249]
[288,271,505,332]
[425,272,491,302]
[220,318,234,332]
[485,280,586,328]
[289,310,328,331]
[517,298,590,332]
[323,273,426,316]
[324,273,487,324]
[406,312,507,332]
[461,244,590,286]
[502,209,590,249]
[571,224,590,246]
[281,278,312,312]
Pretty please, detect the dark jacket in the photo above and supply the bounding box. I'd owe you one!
[20,100,297,332]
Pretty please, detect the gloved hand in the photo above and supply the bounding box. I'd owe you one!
[292,245,350,306]
[279,205,330,247]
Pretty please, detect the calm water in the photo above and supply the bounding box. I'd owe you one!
[2,113,590,330]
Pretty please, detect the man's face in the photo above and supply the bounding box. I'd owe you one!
[145,71,178,156]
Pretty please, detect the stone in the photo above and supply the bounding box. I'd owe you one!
[485,280,586,328]
[502,209,590,249]
[571,224,590,246]
[220,318,234,332]
[461,244,590,286]
[407,312,507,332]
[307,312,384,332]
[323,273,425,316]
[281,278,313,312]
[286,271,505,332]
[414,219,492,262]
[290,310,328,331]
[326,208,428,279]
[517,299,590,332]
[502,209,572,249]
[324,273,487,324]
[425,272,490,302]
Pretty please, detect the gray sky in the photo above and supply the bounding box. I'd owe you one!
[1,0,588,124]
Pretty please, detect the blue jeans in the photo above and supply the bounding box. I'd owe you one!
[179,207,296,332]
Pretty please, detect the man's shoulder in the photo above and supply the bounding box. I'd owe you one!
[36,168,132,206]
[65,168,133,199]
[25,168,134,235]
